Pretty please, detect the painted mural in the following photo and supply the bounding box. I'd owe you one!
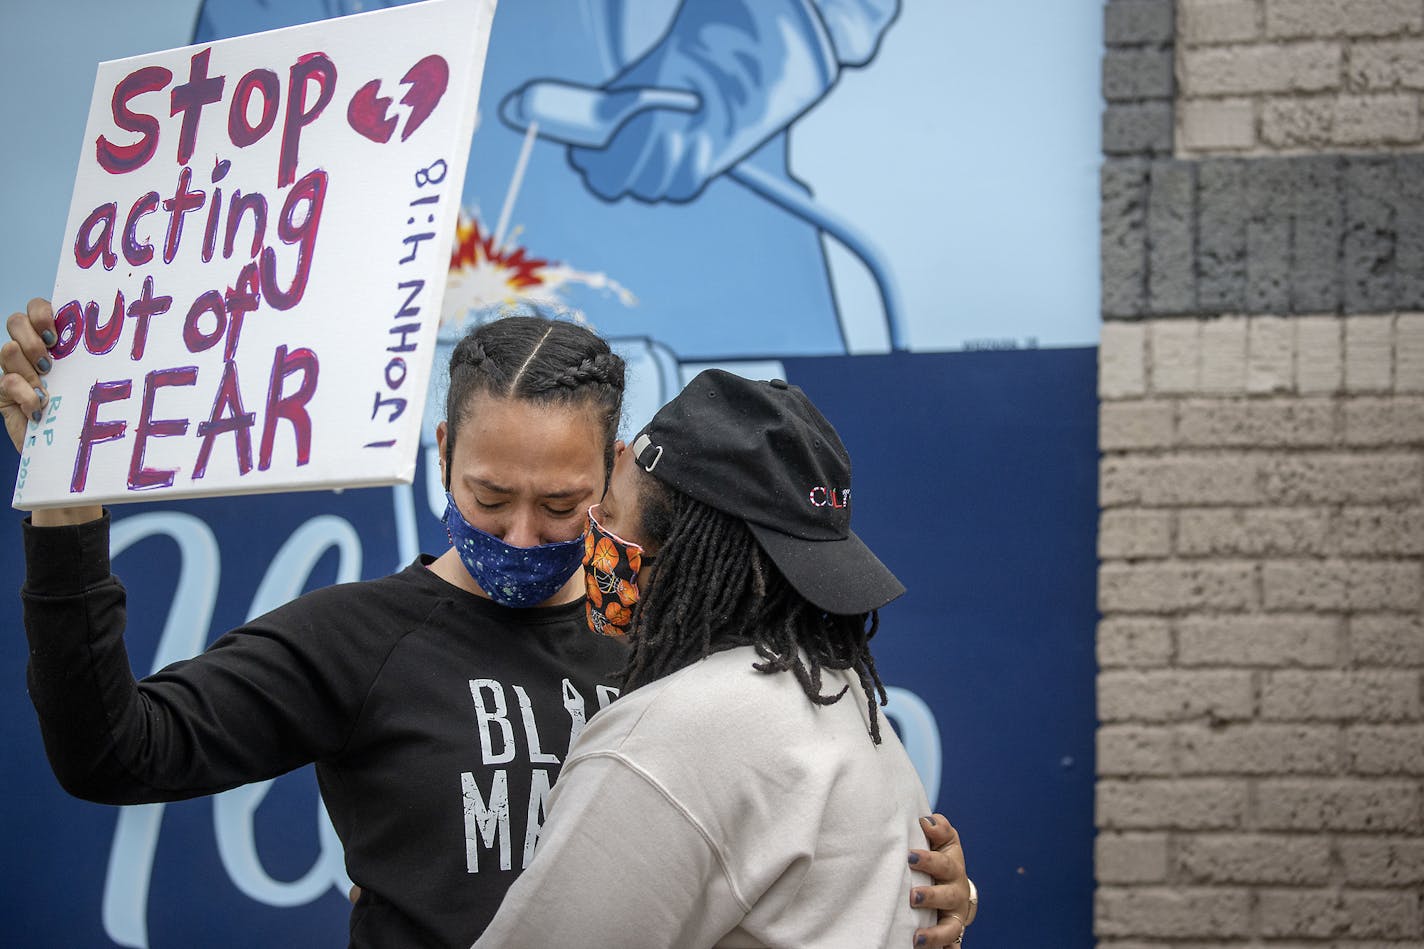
[0,2,1102,946]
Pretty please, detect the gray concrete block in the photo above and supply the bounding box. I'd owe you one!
[1267,0,1424,39]
[1262,559,1422,612]
[1343,396,1424,446]
[1101,399,1177,449]
[1103,160,1151,317]
[1148,161,1197,313]
[1104,47,1176,101]
[1348,724,1424,774]
[1177,614,1340,667]
[1181,42,1342,97]
[1175,505,1334,554]
[1295,314,1344,393]
[1338,503,1424,555]
[1290,155,1343,313]
[1259,887,1424,940]
[1261,670,1422,721]
[1178,98,1256,152]
[1392,152,1424,308]
[1332,91,1421,147]
[1341,838,1424,885]
[1199,314,1248,392]
[1350,614,1424,666]
[1096,887,1252,939]
[1254,779,1422,832]
[1105,0,1176,45]
[1098,725,1176,775]
[1097,779,1250,830]
[1246,161,1294,313]
[1174,833,1334,884]
[1099,562,1258,613]
[1096,832,1171,882]
[1342,157,1398,312]
[1344,312,1394,391]
[1098,617,1174,668]
[1197,160,1249,311]
[1262,451,1422,504]
[1101,454,1267,506]
[1099,507,1173,558]
[1177,725,1341,776]
[1101,322,1150,396]
[1398,312,1424,391]
[1104,102,1174,156]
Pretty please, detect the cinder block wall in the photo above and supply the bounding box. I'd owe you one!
[1178,0,1424,154]
[1096,1,1424,945]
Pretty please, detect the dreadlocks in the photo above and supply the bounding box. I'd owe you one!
[621,478,890,744]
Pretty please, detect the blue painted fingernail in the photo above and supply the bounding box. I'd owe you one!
[37,357,52,374]
[915,891,926,905]
[908,852,920,865]
[41,330,57,347]
[916,936,927,947]
[34,387,46,403]
[925,816,937,826]
[31,409,43,423]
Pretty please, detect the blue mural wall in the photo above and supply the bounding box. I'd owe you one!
[0,1,1102,945]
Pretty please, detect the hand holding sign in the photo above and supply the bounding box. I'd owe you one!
[13,0,495,510]
[3,298,104,527]
[1,299,56,453]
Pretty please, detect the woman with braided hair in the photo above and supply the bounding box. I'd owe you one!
[3,300,974,948]
[476,369,974,948]
[7,302,630,946]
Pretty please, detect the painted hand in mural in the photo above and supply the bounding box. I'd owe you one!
[560,0,898,203]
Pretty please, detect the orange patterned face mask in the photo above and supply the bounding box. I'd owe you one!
[583,505,652,638]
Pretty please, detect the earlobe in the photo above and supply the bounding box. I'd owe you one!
[435,421,449,487]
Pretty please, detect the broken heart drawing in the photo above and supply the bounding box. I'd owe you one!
[346,54,450,144]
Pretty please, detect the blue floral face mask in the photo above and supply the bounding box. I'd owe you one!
[442,493,586,608]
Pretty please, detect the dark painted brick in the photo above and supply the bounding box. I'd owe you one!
[1105,0,1176,45]
[1103,159,1151,317]
[1104,47,1175,102]
[1343,158,1398,312]
[1148,161,1197,313]
[1197,160,1249,312]
[1393,153,1424,309]
[1246,161,1293,314]
[1104,102,1174,156]
[1290,156,1343,314]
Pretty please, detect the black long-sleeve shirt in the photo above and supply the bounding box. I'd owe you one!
[21,513,628,947]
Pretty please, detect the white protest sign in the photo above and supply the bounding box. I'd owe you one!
[13,0,496,509]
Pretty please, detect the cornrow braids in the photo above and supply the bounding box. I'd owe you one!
[444,311,626,485]
[623,481,890,744]
[554,352,623,391]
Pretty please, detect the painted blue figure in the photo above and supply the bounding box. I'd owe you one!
[196,0,906,547]
[195,0,904,373]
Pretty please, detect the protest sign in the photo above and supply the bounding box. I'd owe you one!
[13,0,495,509]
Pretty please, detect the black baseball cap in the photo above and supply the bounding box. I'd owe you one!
[629,369,905,614]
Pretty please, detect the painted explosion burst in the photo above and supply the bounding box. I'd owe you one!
[441,211,635,327]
